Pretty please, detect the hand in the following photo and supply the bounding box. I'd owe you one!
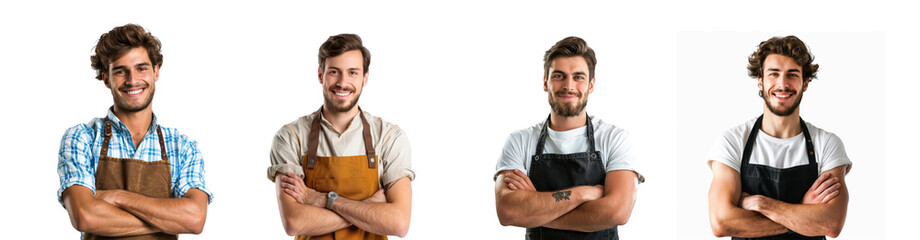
[802,171,841,204]
[363,189,387,203]
[279,172,324,207]
[739,192,762,211]
[503,169,536,191]
[95,189,123,207]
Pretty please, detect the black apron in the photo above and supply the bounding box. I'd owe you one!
[525,115,617,240]
[733,115,824,240]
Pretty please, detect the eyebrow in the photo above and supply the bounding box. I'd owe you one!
[766,68,800,73]
[111,62,151,71]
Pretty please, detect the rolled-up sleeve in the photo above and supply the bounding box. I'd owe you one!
[380,127,414,188]
[175,137,213,203]
[268,125,305,181]
[57,125,96,206]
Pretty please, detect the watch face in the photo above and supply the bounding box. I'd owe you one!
[329,192,337,198]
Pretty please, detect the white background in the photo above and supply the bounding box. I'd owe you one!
[0,0,916,239]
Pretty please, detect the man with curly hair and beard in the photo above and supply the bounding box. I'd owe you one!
[494,36,644,240]
[708,35,852,239]
[57,24,213,239]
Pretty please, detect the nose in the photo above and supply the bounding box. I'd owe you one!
[561,76,575,91]
[126,69,142,85]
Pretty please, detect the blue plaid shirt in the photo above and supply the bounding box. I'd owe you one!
[57,109,213,205]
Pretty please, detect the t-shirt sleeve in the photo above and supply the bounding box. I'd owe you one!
[268,124,305,181]
[57,125,96,206]
[495,131,527,180]
[708,130,743,173]
[603,129,645,183]
[380,127,414,188]
[174,136,213,203]
[819,132,852,174]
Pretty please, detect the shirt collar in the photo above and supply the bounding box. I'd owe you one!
[105,107,159,136]
[317,108,364,135]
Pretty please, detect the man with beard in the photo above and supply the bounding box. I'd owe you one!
[707,36,851,239]
[269,34,414,240]
[493,36,643,239]
[57,24,212,239]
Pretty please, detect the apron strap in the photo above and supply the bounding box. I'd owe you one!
[101,117,169,161]
[740,115,763,173]
[358,110,377,169]
[534,113,596,157]
[800,118,819,173]
[305,106,377,169]
[306,107,323,169]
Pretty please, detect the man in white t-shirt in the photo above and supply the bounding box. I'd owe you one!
[493,36,643,240]
[707,36,852,240]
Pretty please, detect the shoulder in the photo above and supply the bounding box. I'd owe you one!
[505,121,543,143]
[804,122,844,146]
[156,125,201,151]
[717,117,758,144]
[592,117,630,140]
[363,111,407,140]
[61,118,102,143]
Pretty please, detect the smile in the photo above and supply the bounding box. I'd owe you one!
[121,88,146,97]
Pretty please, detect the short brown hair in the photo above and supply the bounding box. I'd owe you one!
[318,34,371,73]
[544,36,597,80]
[90,24,163,81]
[747,35,819,81]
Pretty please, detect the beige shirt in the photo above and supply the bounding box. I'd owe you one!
[268,110,415,187]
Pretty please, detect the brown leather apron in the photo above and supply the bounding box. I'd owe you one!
[83,118,176,240]
[295,108,386,240]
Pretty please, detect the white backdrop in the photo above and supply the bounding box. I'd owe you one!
[0,1,916,239]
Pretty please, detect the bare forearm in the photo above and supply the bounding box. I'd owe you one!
[544,171,637,232]
[331,198,410,237]
[755,197,847,237]
[280,200,352,236]
[710,206,788,238]
[113,190,208,234]
[496,187,588,228]
[62,187,160,236]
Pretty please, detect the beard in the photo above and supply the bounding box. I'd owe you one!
[548,89,588,117]
[762,88,803,116]
[323,86,361,113]
[113,83,155,113]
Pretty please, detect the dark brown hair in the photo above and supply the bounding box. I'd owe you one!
[318,34,371,73]
[90,24,163,81]
[544,36,597,80]
[747,35,819,81]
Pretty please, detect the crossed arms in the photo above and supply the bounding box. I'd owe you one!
[708,162,848,238]
[61,186,209,236]
[275,173,412,237]
[494,169,638,232]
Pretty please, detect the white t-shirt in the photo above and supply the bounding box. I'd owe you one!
[495,116,644,183]
[708,118,852,174]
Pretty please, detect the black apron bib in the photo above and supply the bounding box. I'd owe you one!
[733,115,824,240]
[525,115,617,240]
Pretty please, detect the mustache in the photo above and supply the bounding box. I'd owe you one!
[118,82,149,91]
[329,86,356,92]
[554,89,582,98]
[770,88,797,95]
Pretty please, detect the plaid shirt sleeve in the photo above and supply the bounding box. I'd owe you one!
[173,134,213,203]
[57,124,97,206]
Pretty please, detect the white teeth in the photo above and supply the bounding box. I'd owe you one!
[335,92,350,96]
[127,89,142,94]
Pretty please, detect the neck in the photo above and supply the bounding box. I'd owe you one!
[112,106,153,148]
[322,105,361,134]
[761,105,801,139]
[549,111,587,132]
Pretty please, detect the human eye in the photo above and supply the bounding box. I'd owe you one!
[552,74,564,80]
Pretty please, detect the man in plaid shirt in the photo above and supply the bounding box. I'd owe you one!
[57,24,212,239]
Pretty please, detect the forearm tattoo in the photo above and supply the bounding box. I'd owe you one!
[552,190,572,202]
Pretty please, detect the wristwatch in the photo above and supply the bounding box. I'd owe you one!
[326,191,338,210]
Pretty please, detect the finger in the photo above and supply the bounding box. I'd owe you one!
[815,177,839,194]
[503,173,524,184]
[822,190,839,203]
[503,175,526,188]
[284,188,299,198]
[508,183,518,190]
[818,183,841,199]
[810,172,831,191]
[513,169,534,187]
